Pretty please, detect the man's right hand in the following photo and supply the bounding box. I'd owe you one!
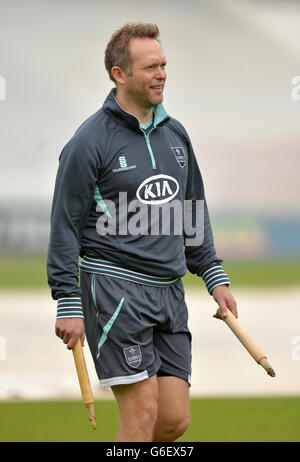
[55,317,85,350]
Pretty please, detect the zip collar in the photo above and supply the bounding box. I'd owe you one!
[103,88,169,132]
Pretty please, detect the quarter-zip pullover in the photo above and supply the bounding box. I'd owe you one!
[47,89,230,318]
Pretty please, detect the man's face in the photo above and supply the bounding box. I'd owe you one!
[123,37,167,109]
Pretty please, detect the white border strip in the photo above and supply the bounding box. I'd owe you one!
[100,370,149,388]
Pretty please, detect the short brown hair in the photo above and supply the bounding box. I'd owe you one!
[105,22,160,82]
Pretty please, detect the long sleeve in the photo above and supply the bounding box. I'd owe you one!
[47,136,100,317]
[184,137,230,294]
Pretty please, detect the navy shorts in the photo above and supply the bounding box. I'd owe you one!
[80,270,192,388]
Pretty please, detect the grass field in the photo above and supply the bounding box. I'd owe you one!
[0,255,300,288]
[0,397,299,442]
[1,257,299,443]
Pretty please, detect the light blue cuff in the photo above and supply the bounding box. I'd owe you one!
[56,297,84,319]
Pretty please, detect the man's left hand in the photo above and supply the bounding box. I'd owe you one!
[212,285,238,320]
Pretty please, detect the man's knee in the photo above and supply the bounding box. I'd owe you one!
[175,414,190,439]
[153,413,190,442]
[131,399,159,429]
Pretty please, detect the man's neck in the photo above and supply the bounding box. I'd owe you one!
[115,90,153,125]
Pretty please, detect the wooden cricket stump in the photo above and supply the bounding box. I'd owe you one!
[72,340,96,429]
[217,308,276,377]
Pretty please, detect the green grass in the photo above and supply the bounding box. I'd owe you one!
[0,397,299,442]
[180,397,300,442]
[0,255,48,288]
[0,255,300,288]
[183,259,300,288]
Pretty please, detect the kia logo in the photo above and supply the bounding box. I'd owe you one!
[136,174,179,204]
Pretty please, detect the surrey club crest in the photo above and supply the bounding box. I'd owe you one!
[171,147,186,168]
[123,345,142,368]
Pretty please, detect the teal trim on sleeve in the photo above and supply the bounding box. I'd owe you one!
[200,265,230,295]
[56,297,84,319]
[94,185,112,218]
[56,310,83,315]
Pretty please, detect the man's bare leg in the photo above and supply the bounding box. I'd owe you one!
[152,376,190,442]
[112,375,159,442]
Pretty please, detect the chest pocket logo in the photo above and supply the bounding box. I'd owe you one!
[136,174,179,204]
[119,156,127,168]
[171,146,186,168]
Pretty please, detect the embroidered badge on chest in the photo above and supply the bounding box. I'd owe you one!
[112,155,137,173]
[123,345,142,368]
[171,147,186,168]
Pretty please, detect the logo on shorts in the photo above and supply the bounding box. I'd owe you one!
[123,345,142,368]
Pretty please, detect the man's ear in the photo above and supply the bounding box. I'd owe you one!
[111,66,128,85]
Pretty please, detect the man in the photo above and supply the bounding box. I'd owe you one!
[47,23,237,442]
